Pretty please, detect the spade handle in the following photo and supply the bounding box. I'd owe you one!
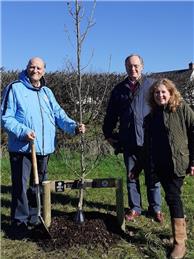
[31,141,39,185]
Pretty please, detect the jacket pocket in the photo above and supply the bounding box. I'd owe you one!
[178,149,190,173]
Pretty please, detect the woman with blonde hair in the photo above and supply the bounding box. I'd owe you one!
[142,78,194,259]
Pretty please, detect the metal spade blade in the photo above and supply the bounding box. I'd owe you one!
[74,209,85,224]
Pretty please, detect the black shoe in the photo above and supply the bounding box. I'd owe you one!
[9,222,31,240]
[28,216,41,227]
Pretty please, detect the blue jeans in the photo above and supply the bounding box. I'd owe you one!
[123,149,161,214]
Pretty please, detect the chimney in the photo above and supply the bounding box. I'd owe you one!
[189,62,194,70]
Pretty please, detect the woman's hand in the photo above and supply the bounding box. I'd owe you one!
[190,166,194,176]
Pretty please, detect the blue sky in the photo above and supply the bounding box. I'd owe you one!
[1,0,194,74]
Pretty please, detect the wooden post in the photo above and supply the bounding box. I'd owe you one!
[42,180,51,227]
[116,178,125,232]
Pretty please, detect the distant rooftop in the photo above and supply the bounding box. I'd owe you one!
[151,62,194,77]
[150,62,194,89]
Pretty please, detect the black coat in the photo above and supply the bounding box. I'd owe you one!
[102,78,137,152]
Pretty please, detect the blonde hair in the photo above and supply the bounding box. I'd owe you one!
[149,78,182,112]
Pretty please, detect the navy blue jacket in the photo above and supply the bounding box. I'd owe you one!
[102,76,154,152]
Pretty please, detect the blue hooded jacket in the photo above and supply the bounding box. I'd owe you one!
[1,70,77,155]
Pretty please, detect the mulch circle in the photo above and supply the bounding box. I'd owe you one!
[33,211,123,252]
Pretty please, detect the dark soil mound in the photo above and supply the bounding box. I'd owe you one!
[34,211,122,252]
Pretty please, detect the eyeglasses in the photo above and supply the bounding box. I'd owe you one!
[127,64,142,69]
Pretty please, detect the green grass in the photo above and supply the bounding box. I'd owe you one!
[1,153,194,258]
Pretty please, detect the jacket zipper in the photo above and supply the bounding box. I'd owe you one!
[37,92,44,155]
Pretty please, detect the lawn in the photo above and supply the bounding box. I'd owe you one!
[1,153,194,258]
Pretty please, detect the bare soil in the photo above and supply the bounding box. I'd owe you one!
[33,211,122,252]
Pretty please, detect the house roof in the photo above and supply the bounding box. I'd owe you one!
[150,63,194,86]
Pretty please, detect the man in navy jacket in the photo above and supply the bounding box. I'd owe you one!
[103,54,163,222]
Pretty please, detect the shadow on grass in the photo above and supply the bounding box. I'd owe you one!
[51,192,116,212]
[1,184,12,194]
[1,185,12,234]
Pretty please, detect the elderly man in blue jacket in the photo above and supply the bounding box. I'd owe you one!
[1,57,85,239]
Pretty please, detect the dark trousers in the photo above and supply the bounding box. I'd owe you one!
[158,171,184,218]
[9,152,49,224]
